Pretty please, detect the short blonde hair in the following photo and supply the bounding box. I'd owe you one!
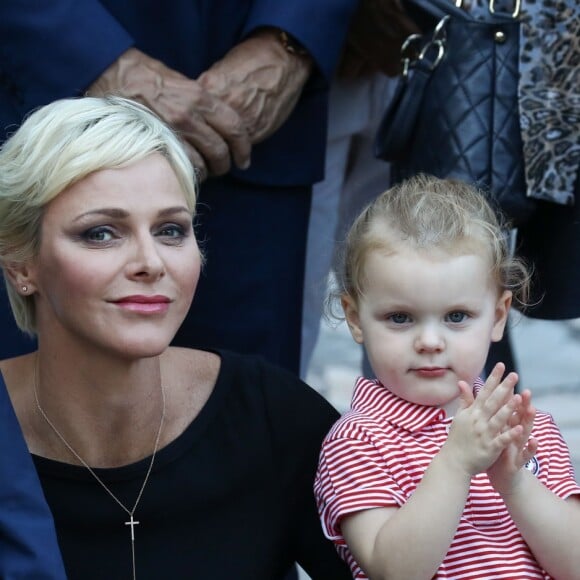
[0,95,197,334]
[333,174,531,314]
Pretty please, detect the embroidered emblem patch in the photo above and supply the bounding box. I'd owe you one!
[524,456,540,476]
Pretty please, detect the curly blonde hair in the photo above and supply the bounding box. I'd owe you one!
[332,174,531,316]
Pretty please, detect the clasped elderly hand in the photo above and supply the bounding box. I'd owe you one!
[88,29,312,180]
[442,363,538,495]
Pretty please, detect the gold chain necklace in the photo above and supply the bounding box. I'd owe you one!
[33,359,166,580]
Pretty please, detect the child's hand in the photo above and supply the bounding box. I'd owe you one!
[487,388,538,495]
[441,364,524,476]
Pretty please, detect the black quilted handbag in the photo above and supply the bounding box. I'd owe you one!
[374,0,538,226]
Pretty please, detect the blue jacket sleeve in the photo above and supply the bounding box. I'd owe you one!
[0,0,133,130]
[0,376,67,579]
[242,0,358,81]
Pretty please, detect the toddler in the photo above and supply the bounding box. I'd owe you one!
[314,175,580,579]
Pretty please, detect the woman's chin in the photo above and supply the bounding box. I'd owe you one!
[109,336,175,360]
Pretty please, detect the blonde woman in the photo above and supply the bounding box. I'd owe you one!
[0,96,351,580]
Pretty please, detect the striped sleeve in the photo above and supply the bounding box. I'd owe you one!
[314,430,404,543]
[533,411,580,499]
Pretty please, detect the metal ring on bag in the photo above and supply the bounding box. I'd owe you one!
[432,15,450,43]
[489,0,521,18]
[400,34,424,77]
[418,39,446,70]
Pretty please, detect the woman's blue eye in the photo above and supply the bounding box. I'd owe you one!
[82,227,114,243]
[447,311,467,323]
[156,223,192,245]
[158,224,187,238]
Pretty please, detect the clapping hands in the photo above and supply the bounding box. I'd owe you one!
[444,363,538,494]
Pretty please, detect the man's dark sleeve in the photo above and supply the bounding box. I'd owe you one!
[0,378,67,579]
[0,0,133,132]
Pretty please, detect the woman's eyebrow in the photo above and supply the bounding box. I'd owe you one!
[73,205,190,222]
[157,206,191,217]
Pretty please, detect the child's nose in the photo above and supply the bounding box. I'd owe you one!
[414,324,445,353]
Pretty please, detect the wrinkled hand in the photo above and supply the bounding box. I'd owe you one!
[198,29,313,144]
[87,48,252,179]
[442,364,523,476]
[487,388,538,495]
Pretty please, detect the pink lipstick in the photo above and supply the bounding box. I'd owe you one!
[114,295,170,314]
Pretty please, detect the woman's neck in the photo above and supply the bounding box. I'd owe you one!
[31,348,165,468]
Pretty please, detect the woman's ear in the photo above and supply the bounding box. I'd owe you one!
[491,290,512,342]
[341,294,364,344]
[2,260,37,296]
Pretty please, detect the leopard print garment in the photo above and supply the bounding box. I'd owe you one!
[518,0,579,205]
[473,0,579,205]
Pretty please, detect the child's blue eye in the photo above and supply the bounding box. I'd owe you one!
[389,312,411,324]
[446,311,468,323]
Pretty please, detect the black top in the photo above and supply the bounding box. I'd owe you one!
[33,350,351,579]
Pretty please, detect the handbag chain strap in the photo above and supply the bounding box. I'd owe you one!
[399,0,520,77]
[400,16,448,77]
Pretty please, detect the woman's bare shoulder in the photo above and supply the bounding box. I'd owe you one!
[0,353,37,432]
[164,347,221,383]
[0,353,34,385]
[161,347,221,432]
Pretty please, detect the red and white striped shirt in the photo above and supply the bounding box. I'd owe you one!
[314,377,580,579]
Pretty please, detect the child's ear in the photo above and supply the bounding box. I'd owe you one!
[341,294,364,344]
[491,290,512,342]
